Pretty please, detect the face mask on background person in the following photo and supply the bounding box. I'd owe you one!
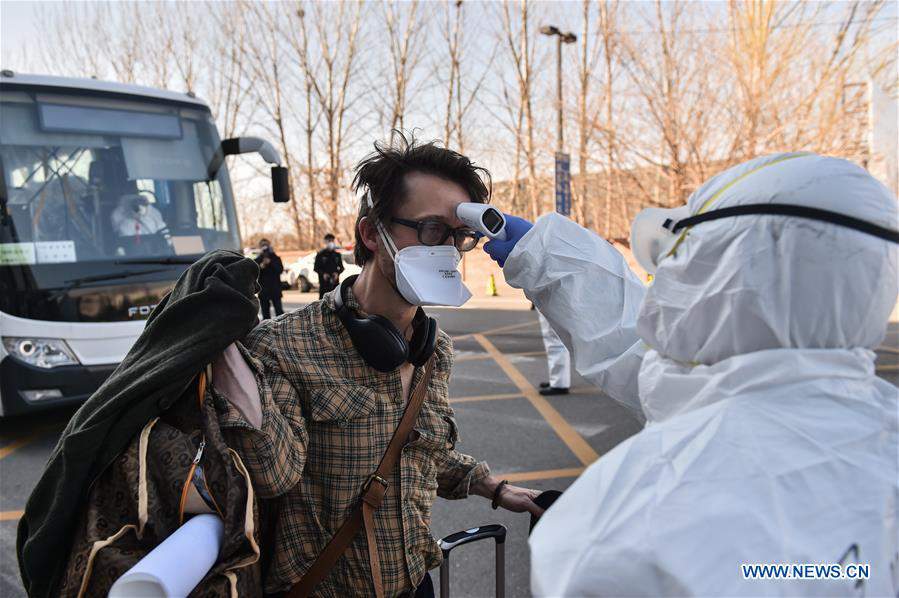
[326,241,337,250]
[124,195,149,217]
[367,192,473,307]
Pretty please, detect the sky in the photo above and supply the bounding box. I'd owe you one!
[2,0,896,237]
[1,1,40,63]
[2,1,896,188]
[5,0,896,78]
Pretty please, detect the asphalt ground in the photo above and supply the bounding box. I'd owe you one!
[0,304,896,598]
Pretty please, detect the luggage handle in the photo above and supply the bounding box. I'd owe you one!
[438,524,506,598]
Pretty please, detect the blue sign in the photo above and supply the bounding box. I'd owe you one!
[554,152,571,216]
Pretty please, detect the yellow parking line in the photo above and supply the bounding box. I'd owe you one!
[876,365,899,372]
[453,319,539,342]
[0,510,23,521]
[474,334,599,466]
[876,346,899,355]
[449,393,522,404]
[500,467,585,483]
[0,430,51,460]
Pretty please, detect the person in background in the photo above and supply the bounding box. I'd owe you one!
[255,238,284,319]
[314,233,344,299]
[111,194,167,238]
[538,311,570,395]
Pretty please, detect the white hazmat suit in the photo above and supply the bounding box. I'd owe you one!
[538,311,571,390]
[506,153,899,596]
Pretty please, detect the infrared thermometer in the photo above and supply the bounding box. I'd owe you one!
[456,203,507,241]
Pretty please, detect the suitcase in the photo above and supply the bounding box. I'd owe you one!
[437,524,506,598]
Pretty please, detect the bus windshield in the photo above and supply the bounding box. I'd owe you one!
[0,90,241,322]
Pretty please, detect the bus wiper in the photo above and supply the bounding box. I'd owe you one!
[55,267,172,295]
[66,267,174,285]
[114,257,197,265]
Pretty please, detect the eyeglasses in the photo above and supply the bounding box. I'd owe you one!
[391,217,481,252]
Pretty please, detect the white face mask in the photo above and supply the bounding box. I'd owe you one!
[630,205,691,273]
[392,244,472,307]
[368,193,472,306]
[125,195,149,217]
[326,241,337,250]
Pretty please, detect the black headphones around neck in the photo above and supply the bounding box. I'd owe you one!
[333,275,437,372]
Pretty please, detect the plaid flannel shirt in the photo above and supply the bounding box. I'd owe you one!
[215,285,490,597]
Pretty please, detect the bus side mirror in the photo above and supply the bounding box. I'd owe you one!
[272,166,290,203]
[210,137,292,203]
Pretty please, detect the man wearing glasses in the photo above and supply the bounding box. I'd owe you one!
[214,134,542,597]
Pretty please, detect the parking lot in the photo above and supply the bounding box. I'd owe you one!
[1,301,896,597]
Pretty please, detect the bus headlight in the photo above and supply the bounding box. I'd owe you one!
[2,337,80,369]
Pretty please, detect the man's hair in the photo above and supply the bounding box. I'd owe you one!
[352,132,491,266]
[258,238,271,246]
[324,233,335,242]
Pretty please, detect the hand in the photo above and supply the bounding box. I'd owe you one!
[483,214,533,267]
[496,484,544,517]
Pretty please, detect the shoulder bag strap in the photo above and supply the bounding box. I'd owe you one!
[287,356,436,598]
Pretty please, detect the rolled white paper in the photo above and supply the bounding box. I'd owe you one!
[108,514,224,598]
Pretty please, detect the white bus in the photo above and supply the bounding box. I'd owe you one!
[0,72,289,416]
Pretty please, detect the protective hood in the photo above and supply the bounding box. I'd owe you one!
[637,152,899,366]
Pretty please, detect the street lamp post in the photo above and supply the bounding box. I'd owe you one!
[540,25,577,217]
[540,25,577,153]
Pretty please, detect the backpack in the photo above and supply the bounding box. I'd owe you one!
[58,372,263,598]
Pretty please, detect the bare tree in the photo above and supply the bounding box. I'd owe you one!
[243,1,305,246]
[784,1,888,155]
[442,1,465,150]
[285,3,324,243]
[38,3,147,83]
[572,0,608,230]
[297,1,364,238]
[381,0,427,141]
[597,0,622,236]
[142,4,175,89]
[439,0,497,155]
[617,0,718,204]
[724,1,820,160]
[24,0,897,246]
[500,0,541,220]
[169,5,202,94]
[206,2,258,140]
[720,0,890,165]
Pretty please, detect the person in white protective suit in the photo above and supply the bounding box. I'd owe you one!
[537,311,571,394]
[111,193,167,237]
[483,153,899,597]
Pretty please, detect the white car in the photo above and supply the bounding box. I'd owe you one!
[284,249,361,292]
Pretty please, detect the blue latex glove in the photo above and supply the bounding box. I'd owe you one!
[483,214,533,267]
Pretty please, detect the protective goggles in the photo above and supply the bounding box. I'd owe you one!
[631,203,899,274]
